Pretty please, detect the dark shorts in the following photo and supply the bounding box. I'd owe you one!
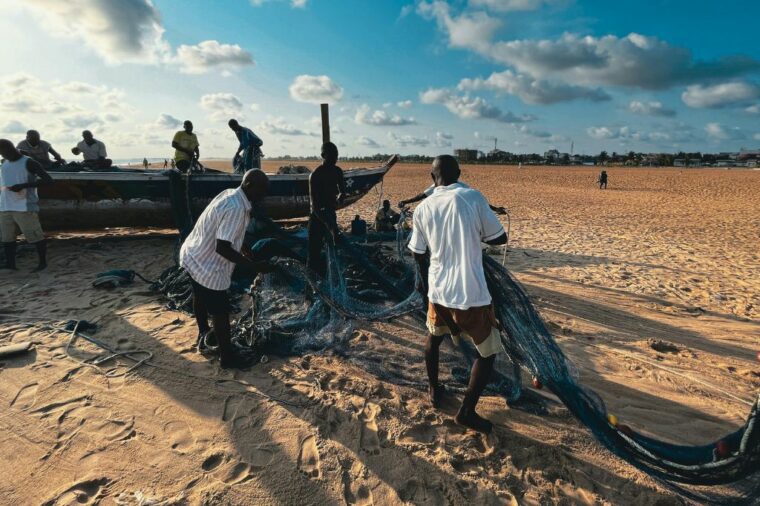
[190,279,230,316]
[176,159,191,173]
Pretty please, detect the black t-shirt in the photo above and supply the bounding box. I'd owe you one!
[309,163,345,212]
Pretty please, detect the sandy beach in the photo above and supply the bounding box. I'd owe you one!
[1,163,758,505]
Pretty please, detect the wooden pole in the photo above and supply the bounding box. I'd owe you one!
[320,103,330,144]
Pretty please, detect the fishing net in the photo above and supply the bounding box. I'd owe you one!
[152,175,759,503]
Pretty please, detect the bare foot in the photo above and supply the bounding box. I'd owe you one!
[455,406,493,434]
[429,384,445,408]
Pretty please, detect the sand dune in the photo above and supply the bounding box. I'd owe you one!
[1,163,758,504]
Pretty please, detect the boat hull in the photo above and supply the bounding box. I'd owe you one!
[37,164,391,230]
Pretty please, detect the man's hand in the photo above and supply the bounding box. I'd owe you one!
[492,206,507,215]
[398,200,408,209]
[241,243,254,260]
[8,184,25,192]
[71,147,81,155]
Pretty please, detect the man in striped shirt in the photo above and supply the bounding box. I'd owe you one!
[180,169,271,369]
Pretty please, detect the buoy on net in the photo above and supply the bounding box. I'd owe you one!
[715,440,731,460]
[607,414,619,427]
[531,376,543,389]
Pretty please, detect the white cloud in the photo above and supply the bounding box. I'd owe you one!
[417,1,501,53]
[469,0,558,12]
[355,104,417,126]
[200,93,244,120]
[175,40,254,74]
[0,120,28,134]
[156,113,182,129]
[19,0,167,64]
[704,122,745,140]
[420,88,534,123]
[745,104,760,115]
[459,70,609,104]
[258,117,315,136]
[388,132,430,147]
[397,100,414,109]
[250,103,261,111]
[754,133,760,141]
[61,112,103,129]
[251,0,308,8]
[628,100,676,117]
[289,75,344,104]
[357,136,381,148]
[434,131,453,147]
[60,81,105,94]
[517,125,552,138]
[682,82,760,108]
[2,73,40,89]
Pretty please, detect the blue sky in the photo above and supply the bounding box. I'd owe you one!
[0,0,758,159]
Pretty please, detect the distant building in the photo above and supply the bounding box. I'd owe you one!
[544,149,560,163]
[454,149,479,162]
[674,159,687,167]
[737,149,760,162]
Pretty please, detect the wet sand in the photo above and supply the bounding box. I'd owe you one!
[1,162,758,504]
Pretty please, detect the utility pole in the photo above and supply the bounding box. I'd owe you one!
[320,103,330,144]
[494,137,497,151]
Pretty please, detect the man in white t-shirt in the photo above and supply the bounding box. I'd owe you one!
[408,155,507,434]
[16,130,65,170]
[71,130,112,170]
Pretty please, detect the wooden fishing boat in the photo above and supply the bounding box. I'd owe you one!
[37,156,398,230]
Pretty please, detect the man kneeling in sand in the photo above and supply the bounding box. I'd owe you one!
[180,169,272,369]
[408,155,507,433]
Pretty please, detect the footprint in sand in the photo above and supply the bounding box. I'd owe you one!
[10,382,38,410]
[201,451,253,485]
[398,423,439,446]
[222,395,243,422]
[92,417,135,442]
[42,477,109,506]
[342,463,373,506]
[359,403,381,455]
[163,420,195,454]
[297,434,321,479]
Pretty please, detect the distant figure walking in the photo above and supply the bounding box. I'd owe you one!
[163,159,168,169]
[71,130,112,170]
[228,119,263,174]
[17,130,64,170]
[170,159,176,169]
[143,158,149,170]
[0,139,54,271]
[307,142,345,276]
[598,170,608,189]
[172,120,199,173]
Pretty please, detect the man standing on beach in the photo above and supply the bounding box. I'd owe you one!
[228,119,263,174]
[17,130,64,170]
[398,182,508,215]
[0,139,54,271]
[172,121,199,173]
[71,130,112,170]
[408,155,507,434]
[180,169,272,369]
[307,142,346,276]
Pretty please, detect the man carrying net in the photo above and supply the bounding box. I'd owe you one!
[408,155,508,434]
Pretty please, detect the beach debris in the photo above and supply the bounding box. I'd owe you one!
[531,376,543,389]
[0,341,33,358]
[276,165,311,174]
[607,414,619,427]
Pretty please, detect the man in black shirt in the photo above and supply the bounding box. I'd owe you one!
[307,142,346,276]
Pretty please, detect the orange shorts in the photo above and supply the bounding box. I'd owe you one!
[426,303,504,358]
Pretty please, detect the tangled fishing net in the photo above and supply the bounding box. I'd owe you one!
[152,185,760,503]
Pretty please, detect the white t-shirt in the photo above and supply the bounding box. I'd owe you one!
[179,187,251,290]
[77,139,107,160]
[408,183,504,309]
[423,181,470,197]
[0,156,37,212]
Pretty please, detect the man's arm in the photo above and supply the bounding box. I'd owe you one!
[215,240,272,273]
[9,159,54,192]
[336,167,346,203]
[48,146,64,162]
[193,144,200,160]
[489,204,507,215]
[485,231,507,246]
[171,141,193,157]
[398,192,427,208]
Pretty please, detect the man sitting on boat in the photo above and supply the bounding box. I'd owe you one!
[71,130,112,170]
[16,130,64,170]
[375,199,400,232]
[172,121,200,173]
[179,169,273,369]
[408,154,507,434]
[229,119,263,174]
[0,139,54,271]
[307,142,346,277]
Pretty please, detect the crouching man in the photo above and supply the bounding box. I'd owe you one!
[408,155,507,434]
[180,169,272,369]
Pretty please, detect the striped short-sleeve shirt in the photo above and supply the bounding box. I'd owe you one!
[179,187,252,290]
